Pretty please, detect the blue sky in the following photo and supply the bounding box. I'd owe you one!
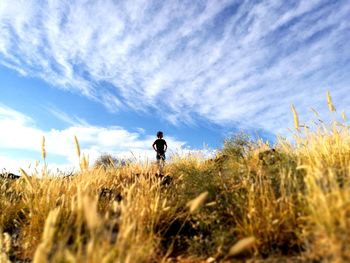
[0,0,349,172]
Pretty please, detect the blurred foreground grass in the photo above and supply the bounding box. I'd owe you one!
[1,96,350,262]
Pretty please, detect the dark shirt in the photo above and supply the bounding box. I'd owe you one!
[153,139,167,154]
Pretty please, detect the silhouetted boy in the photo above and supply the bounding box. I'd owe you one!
[152,131,167,162]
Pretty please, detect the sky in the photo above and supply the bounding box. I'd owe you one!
[0,0,349,173]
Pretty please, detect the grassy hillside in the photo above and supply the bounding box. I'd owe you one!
[1,100,350,262]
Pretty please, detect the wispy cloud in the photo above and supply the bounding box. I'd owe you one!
[46,105,88,126]
[0,104,186,171]
[0,0,349,134]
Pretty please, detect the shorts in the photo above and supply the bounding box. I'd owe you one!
[156,153,166,161]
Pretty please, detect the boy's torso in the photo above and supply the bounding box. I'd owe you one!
[155,139,166,154]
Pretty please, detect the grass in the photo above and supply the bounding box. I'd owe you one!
[1,95,350,262]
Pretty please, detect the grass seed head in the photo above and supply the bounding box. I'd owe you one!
[33,208,60,263]
[327,90,336,112]
[41,136,46,160]
[74,135,81,158]
[187,191,208,213]
[42,208,60,242]
[20,168,34,191]
[0,232,11,254]
[83,195,101,231]
[291,104,299,131]
[342,111,346,121]
[228,236,256,257]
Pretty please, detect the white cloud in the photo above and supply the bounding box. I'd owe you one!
[0,105,186,172]
[0,156,37,174]
[0,0,349,135]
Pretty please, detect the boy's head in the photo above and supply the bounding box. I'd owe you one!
[157,131,163,138]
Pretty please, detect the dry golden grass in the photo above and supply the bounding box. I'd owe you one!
[0,93,350,262]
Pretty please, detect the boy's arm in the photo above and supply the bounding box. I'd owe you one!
[164,141,168,152]
[152,141,157,152]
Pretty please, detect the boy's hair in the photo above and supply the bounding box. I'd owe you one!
[157,131,163,138]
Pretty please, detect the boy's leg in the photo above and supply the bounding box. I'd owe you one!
[156,153,161,173]
[159,154,165,174]
[156,153,165,174]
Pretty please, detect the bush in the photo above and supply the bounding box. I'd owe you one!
[93,153,129,169]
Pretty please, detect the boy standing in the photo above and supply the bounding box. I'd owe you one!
[152,131,167,162]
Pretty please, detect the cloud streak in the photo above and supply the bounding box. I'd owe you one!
[0,0,349,134]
